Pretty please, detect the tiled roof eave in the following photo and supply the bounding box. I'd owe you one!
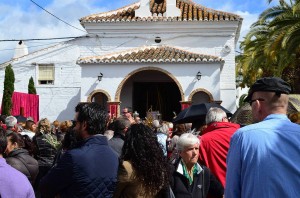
[77,45,225,65]
[80,18,241,24]
[77,60,224,64]
[80,0,241,24]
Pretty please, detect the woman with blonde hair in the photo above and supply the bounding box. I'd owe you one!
[32,118,60,192]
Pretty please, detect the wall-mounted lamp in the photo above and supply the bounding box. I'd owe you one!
[98,73,103,81]
[196,71,202,81]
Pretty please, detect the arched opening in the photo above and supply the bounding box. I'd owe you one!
[87,89,111,111]
[118,69,182,121]
[189,88,213,105]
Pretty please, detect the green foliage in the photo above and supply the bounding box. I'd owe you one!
[28,76,37,94]
[2,65,15,115]
[237,0,300,93]
[239,94,248,107]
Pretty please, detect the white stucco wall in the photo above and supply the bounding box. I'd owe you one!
[0,42,82,121]
[0,16,241,120]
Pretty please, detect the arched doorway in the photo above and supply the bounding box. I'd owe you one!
[117,68,183,121]
[189,88,213,104]
[87,89,111,111]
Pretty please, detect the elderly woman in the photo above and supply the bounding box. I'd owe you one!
[171,133,224,198]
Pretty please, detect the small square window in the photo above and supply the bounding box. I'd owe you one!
[38,64,54,85]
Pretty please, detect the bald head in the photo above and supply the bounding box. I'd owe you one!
[251,91,289,122]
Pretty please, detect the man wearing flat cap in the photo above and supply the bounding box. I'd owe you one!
[226,77,300,198]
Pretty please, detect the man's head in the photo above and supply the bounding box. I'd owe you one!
[74,102,107,140]
[113,118,131,135]
[245,77,291,122]
[122,107,133,118]
[0,128,7,157]
[5,116,17,130]
[205,107,228,124]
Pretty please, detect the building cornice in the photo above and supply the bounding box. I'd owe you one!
[77,45,224,64]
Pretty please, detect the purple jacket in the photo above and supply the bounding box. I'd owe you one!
[0,158,35,198]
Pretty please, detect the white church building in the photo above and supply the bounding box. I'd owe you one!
[0,0,242,121]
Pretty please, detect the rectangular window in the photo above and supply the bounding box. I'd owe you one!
[38,64,54,85]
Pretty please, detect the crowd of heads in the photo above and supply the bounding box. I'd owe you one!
[0,77,298,197]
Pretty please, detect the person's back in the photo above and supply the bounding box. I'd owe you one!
[226,77,300,197]
[199,107,240,187]
[6,148,39,185]
[227,115,300,197]
[40,102,119,198]
[42,135,118,197]
[0,158,35,198]
[0,128,35,198]
[109,118,131,157]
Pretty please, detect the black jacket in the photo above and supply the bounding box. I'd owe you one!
[33,132,58,167]
[108,132,125,157]
[171,159,224,198]
[6,148,39,185]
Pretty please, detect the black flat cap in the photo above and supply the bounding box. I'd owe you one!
[244,77,291,102]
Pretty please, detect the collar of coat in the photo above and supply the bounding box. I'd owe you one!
[176,159,202,176]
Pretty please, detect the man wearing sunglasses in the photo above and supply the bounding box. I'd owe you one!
[226,77,300,197]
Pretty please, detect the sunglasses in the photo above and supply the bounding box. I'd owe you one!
[249,98,265,105]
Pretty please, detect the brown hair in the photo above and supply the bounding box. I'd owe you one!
[60,120,73,133]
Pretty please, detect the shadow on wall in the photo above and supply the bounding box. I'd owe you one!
[57,90,81,121]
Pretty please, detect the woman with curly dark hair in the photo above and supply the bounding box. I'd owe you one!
[113,123,170,198]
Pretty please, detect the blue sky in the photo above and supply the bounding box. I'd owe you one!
[0,0,279,63]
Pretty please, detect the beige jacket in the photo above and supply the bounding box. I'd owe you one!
[113,161,158,198]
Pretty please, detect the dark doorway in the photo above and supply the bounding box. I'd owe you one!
[91,93,108,111]
[133,82,181,121]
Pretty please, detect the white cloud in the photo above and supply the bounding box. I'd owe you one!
[0,0,108,63]
[0,0,265,63]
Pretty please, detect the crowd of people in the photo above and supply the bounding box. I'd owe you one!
[0,77,300,198]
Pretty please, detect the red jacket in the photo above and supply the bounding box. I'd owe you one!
[198,122,240,187]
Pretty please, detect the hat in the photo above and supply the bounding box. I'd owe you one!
[244,77,291,102]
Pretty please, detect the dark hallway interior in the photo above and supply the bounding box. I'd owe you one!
[133,82,181,121]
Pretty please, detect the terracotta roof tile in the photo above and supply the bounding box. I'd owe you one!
[80,0,240,23]
[77,45,224,64]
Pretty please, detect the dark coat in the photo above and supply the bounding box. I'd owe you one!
[108,132,125,157]
[33,132,58,167]
[171,159,224,198]
[39,135,119,198]
[5,148,39,185]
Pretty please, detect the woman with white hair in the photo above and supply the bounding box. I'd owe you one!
[170,133,224,198]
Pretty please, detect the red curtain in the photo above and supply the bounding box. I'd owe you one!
[11,92,39,122]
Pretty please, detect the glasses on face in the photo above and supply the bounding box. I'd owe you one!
[122,111,128,114]
[249,98,265,106]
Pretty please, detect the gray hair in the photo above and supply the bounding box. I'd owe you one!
[205,107,227,124]
[157,123,169,135]
[114,118,131,132]
[5,116,17,128]
[176,133,200,151]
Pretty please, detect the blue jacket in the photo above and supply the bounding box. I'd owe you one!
[40,135,119,198]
